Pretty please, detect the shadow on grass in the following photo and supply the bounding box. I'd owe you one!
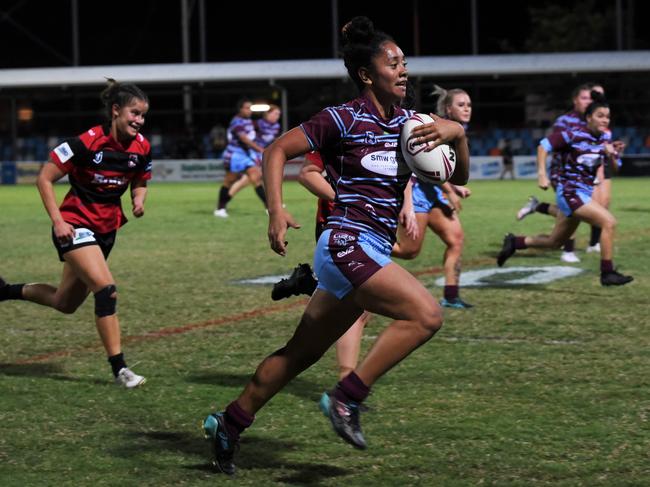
[0,362,75,381]
[126,430,349,484]
[618,206,650,213]
[187,372,325,403]
[479,251,551,261]
[0,362,111,385]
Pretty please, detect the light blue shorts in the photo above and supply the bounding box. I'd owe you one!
[227,149,257,173]
[313,228,392,299]
[412,181,452,215]
[556,182,593,217]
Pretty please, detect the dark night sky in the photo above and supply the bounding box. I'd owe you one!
[1,0,649,69]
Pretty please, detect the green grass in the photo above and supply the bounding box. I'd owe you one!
[1,179,649,486]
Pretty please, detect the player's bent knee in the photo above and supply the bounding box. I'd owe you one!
[604,216,617,229]
[414,303,443,337]
[94,284,117,317]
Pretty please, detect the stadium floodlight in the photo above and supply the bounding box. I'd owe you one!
[251,104,271,112]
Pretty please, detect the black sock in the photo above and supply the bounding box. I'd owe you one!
[536,202,550,214]
[590,226,602,246]
[0,282,25,301]
[254,185,267,206]
[108,353,127,377]
[217,186,231,210]
[563,238,575,252]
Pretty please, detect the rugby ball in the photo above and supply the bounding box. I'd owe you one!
[400,113,456,184]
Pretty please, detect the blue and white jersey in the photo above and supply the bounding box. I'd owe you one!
[255,118,281,149]
[225,116,256,154]
[542,127,610,188]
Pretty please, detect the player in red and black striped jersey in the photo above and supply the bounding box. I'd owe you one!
[0,79,151,388]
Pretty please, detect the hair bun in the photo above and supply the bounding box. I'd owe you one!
[590,90,606,103]
[341,16,375,46]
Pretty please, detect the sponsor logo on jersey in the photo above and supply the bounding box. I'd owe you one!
[347,260,365,272]
[71,227,96,245]
[576,153,601,167]
[360,150,410,176]
[93,151,103,164]
[336,246,355,258]
[54,142,74,163]
[92,173,127,187]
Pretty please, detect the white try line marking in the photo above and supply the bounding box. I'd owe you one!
[434,266,584,287]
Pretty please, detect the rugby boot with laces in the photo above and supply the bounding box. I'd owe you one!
[324,391,367,450]
[114,367,146,388]
[600,269,633,286]
[203,412,238,475]
[440,297,474,309]
[497,233,516,267]
[561,251,581,263]
[516,196,539,220]
[271,263,318,300]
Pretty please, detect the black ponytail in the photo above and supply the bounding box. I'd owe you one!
[584,90,609,118]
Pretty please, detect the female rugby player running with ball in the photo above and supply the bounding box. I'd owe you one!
[202,16,469,475]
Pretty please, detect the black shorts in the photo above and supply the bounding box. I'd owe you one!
[52,226,116,262]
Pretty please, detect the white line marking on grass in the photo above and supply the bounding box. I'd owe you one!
[434,266,584,287]
[440,336,582,345]
[234,275,288,285]
[363,334,580,345]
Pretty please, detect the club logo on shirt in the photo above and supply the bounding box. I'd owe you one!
[364,203,377,216]
[93,151,103,164]
[364,131,377,145]
[128,154,139,168]
[54,142,74,163]
[332,232,356,246]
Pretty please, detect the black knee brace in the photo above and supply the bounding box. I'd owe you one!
[94,284,117,317]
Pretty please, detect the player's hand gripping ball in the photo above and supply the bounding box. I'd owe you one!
[400,113,456,184]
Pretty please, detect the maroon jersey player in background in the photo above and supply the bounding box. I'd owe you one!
[0,79,151,388]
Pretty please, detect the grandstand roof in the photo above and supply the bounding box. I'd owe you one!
[1,51,649,88]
